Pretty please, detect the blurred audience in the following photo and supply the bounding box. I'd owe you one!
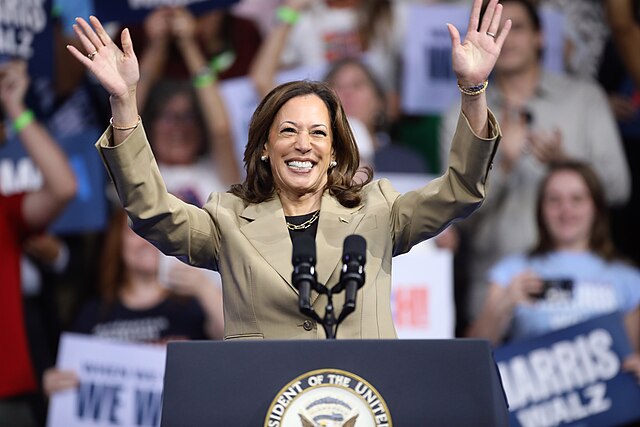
[0,60,77,427]
[439,0,630,328]
[467,161,640,378]
[42,209,224,397]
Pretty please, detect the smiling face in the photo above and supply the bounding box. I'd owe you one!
[121,223,162,278]
[150,92,203,165]
[541,170,595,251]
[263,95,334,204]
[495,1,543,75]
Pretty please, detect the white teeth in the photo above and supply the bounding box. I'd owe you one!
[287,161,313,169]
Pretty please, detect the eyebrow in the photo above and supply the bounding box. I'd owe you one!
[279,120,328,129]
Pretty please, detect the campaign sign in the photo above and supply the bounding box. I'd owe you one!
[0,0,53,80]
[47,333,167,427]
[401,4,564,114]
[381,173,454,339]
[95,0,238,25]
[493,312,640,427]
[0,128,107,233]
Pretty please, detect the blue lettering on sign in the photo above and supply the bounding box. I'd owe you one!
[427,46,454,80]
[135,389,163,427]
[76,382,123,424]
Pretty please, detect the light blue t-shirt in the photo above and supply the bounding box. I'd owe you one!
[490,251,640,342]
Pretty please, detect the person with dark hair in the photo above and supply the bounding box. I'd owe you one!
[65,0,511,339]
[467,161,640,353]
[42,209,223,397]
[439,0,631,330]
[0,60,77,427]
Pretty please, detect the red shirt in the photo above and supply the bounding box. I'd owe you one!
[0,194,37,397]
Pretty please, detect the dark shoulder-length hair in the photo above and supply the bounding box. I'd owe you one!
[230,80,372,208]
[98,209,130,307]
[530,161,617,260]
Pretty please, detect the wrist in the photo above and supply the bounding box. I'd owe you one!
[4,104,27,120]
[12,109,35,133]
[276,6,300,25]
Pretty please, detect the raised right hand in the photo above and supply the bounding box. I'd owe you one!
[66,16,139,99]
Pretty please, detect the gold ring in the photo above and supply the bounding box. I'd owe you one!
[486,31,496,39]
[87,51,98,60]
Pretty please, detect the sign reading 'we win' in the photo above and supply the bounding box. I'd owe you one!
[47,334,166,427]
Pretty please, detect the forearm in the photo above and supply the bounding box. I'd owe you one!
[606,0,640,87]
[109,91,140,146]
[9,106,76,202]
[249,23,292,98]
[178,39,240,184]
[136,40,169,108]
[460,92,489,138]
[466,287,516,345]
[198,284,225,340]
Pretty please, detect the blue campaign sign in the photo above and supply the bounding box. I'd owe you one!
[95,0,238,25]
[493,312,640,427]
[0,128,107,234]
[0,0,54,81]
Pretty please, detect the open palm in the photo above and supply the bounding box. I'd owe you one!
[448,0,512,86]
[67,16,139,98]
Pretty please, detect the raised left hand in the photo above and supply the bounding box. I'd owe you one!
[448,0,512,86]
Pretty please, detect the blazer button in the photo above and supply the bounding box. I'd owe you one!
[303,320,313,331]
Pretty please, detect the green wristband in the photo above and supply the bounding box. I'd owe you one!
[276,6,299,25]
[192,69,217,88]
[13,109,35,133]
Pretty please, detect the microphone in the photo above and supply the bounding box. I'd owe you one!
[337,235,367,310]
[291,235,317,312]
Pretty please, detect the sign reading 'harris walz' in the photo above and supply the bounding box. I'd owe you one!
[493,312,640,427]
[265,368,392,427]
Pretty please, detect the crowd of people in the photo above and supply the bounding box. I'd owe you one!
[1,0,640,425]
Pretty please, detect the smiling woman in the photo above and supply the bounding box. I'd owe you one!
[66,0,511,339]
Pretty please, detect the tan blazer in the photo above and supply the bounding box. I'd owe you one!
[97,112,500,340]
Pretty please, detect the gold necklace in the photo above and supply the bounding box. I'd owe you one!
[286,210,320,231]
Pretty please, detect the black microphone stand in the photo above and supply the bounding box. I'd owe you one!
[299,282,354,340]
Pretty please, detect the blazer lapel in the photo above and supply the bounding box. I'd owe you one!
[314,192,365,303]
[239,192,364,301]
[239,197,296,292]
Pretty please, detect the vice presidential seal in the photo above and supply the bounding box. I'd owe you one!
[264,368,392,427]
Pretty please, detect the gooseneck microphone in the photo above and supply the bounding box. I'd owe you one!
[337,235,367,310]
[291,235,317,312]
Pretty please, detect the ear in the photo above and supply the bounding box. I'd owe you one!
[262,143,269,157]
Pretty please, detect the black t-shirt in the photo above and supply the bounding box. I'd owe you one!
[72,296,208,344]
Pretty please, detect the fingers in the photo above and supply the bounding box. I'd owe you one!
[446,23,461,47]
[74,17,104,53]
[496,18,512,49]
[480,0,498,33]
[121,28,135,58]
[89,16,115,47]
[487,3,503,35]
[72,23,97,57]
[66,44,93,68]
[467,0,483,33]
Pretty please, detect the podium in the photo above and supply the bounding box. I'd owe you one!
[161,339,508,426]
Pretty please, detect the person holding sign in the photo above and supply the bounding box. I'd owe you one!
[468,161,640,377]
[0,60,77,427]
[65,0,511,340]
[43,209,224,397]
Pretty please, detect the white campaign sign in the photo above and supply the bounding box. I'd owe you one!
[401,4,565,114]
[47,334,166,427]
[382,173,454,339]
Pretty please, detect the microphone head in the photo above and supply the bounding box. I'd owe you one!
[292,235,316,266]
[343,234,366,264]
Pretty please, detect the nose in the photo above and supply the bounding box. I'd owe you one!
[294,130,312,153]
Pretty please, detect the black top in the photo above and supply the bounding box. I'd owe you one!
[285,210,319,240]
[72,296,208,343]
